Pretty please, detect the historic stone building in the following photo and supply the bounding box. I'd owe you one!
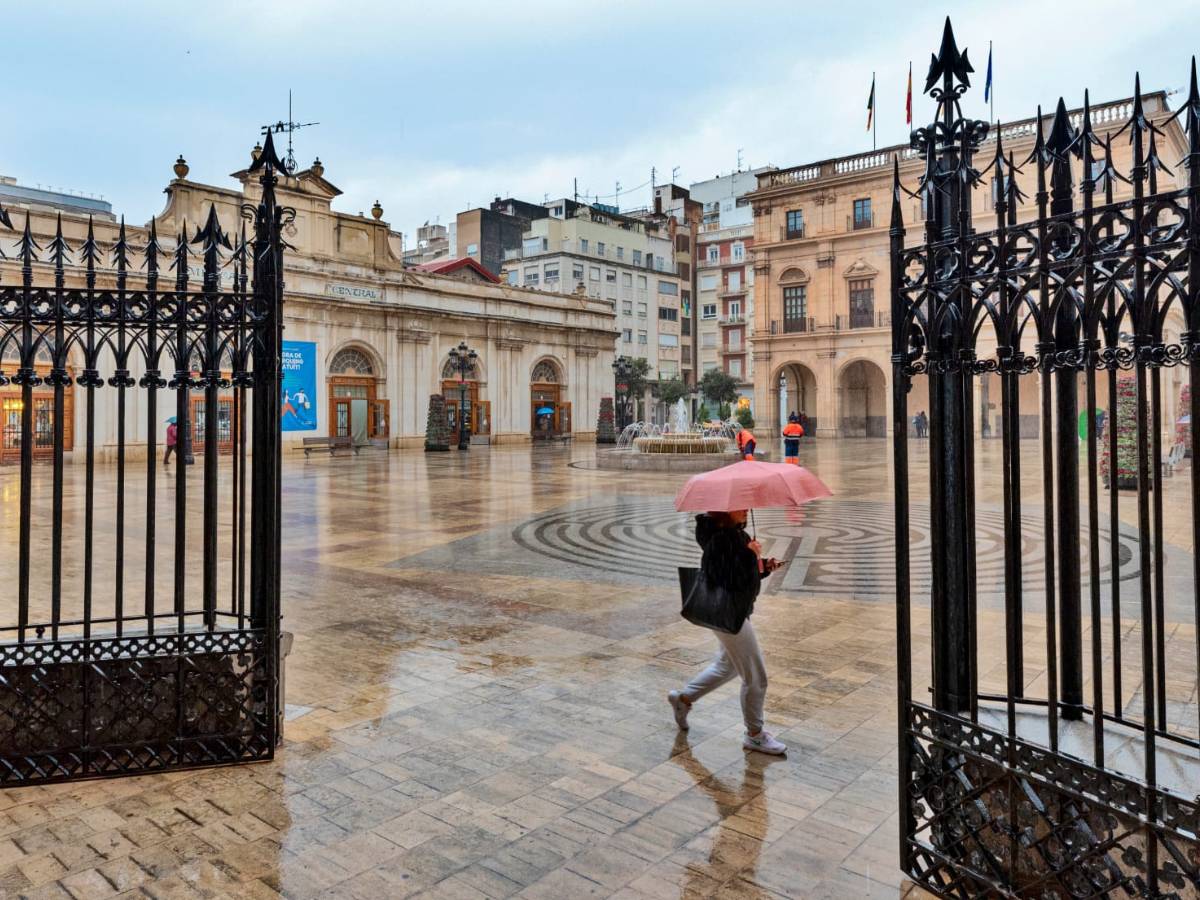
[0,152,616,462]
[748,91,1189,440]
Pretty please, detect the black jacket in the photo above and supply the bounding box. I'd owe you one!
[695,514,761,614]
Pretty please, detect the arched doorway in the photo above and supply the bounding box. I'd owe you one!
[442,353,489,445]
[530,358,569,439]
[776,362,818,435]
[0,344,73,463]
[838,359,887,437]
[327,346,388,445]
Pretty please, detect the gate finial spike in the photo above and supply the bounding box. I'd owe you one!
[142,216,163,274]
[1146,128,1172,193]
[112,216,130,271]
[48,212,71,269]
[17,211,39,268]
[80,215,101,269]
[924,16,973,95]
[1024,105,1052,168]
[249,131,285,174]
[1046,97,1079,160]
[191,203,232,253]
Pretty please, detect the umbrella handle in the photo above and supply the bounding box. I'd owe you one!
[750,509,757,540]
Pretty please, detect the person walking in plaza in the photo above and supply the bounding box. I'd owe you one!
[163,417,178,466]
[781,414,804,465]
[668,510,787,755]
[735,426,756,460]
[798,410,809,437]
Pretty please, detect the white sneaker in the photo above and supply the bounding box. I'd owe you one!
[743,730,787,755]
[667,691,690,730]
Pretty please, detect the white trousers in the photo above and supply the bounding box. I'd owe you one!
[681,619,767,733]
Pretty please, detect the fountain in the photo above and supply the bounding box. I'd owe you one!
[597,400,744,471]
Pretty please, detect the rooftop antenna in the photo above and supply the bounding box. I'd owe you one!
[736,148,744,171]
[650,166,657,194]
[261,89,319,174]
[671,165,680,183]
[615,180,621,210]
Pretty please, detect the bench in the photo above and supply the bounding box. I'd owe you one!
[301,436,359,457]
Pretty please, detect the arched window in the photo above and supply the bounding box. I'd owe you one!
[531,360,561,384]
[441,356,480,380]
[330,347,375,376]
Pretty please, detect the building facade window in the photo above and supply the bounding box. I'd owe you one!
[853,198,872,229]
[572,263,584,282]
[701,332,717,349]
[702,304,717,320]
[523,237,547,255]
[699,273,718,292]
[657,281,678,296]
[786,209,804,239]
[638,330,648,345]
[633,250,643,266]
[659,333,679,348]
[783,285,807,333]
[849,279,875,328]
[732,243,745,261]
[658,307,678,322]
[544,264,559,283]
[728,358,743,378]
[728,300,741,319]
[727,271,741,292]
[597,241,606,256]
[708,246,719,263]
[589,266,600,281]
[622,301,633,316]
[524,267,539,286]
[581,238,589,254]
[606,269,617,283]
[622,272,632,287]
[727,328,743,350]
[507,270,518,286]
[617,246,624,260]
[623,328,633,343]
[637,302,648,318]
[466,242,479,255]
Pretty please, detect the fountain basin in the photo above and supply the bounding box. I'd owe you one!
[632,435,731,454]
[595,446,742,472]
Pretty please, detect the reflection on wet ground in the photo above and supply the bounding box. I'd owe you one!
[0,438,1192,898]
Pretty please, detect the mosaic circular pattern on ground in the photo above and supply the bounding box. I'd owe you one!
[512,498,1140,602]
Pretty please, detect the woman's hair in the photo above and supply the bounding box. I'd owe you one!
[705,511,743,529]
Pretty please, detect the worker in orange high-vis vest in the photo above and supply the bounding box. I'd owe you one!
[736,427,757,460]
[781,416,804,464]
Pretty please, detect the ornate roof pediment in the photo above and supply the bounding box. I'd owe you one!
[842,258,879,279]
[777,266,810,285]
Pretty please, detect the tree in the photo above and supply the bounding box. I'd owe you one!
[621,357,653,421]
[697,402,711,423]
[656,378,689,407]
[424,394,450,451]
[1100,378,1140,489]
[596,397,617,444]
[699,368,739,407]
[736,406,755,430]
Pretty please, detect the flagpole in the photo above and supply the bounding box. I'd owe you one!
[872,71,877,151]
[989,41,994,124]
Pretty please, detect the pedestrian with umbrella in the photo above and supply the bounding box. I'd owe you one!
[667,460,831,754]
[163,417,178,467]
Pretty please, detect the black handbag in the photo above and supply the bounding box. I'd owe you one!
[678,566,751,635]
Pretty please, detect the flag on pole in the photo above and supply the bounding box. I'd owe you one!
[985,42,993,103]
[905,62,913,125]
[866,74,875,130]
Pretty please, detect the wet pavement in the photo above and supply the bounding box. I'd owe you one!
[0,438,1194,898]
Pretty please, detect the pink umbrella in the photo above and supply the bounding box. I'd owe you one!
[674,459,832,514]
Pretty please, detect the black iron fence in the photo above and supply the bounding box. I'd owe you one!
[0,133,288,783]
[892,20,1198,897]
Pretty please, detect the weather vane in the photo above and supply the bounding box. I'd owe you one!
[261,90,318,174]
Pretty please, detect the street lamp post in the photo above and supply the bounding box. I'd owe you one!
[612,356,633,432]
[447,341,477,451]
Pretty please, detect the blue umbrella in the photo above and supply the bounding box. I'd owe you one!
[536,407,554,415]
[1179,415,1191,425]
[165,416,177,424]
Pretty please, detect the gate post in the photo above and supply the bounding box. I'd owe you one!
[1047,101,1085,719]
[914,19,986,714]
[248,133,287,741]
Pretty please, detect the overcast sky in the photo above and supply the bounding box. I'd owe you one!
[6,1,1199,245]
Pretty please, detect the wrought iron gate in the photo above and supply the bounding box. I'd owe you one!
[0,133,288,783]
[893,20,1199,897]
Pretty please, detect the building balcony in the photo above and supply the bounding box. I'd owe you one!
[719,315,746,327]
[721,343,746,355]
[847,212,876,231]
[771,317,816,335]
[836,311,890,330]
[718,286,747,299]
[779,225,805,241]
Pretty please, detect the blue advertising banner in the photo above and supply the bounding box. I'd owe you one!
[281,341,317,432]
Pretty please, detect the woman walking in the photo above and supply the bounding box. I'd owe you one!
[669,510,787,755]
